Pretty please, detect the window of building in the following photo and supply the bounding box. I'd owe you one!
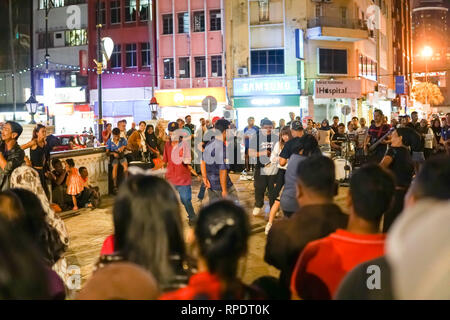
[340,7,347,26]
[96,1,106,25]
[162,14,173,34]
[65,29,87,46]
[211,56,222,77]
[111,45,122,68]
[210,10,221,31]
[126,44,137,67]
[141,42,151,66]
[195,57,206,77]
[315,4,322,18]
[179,57,190,78]
[250,49,284,75]
[318,48,347,74]
[125,0,137,22]
[140,0,149,21]
[259,0,269,22]
[358,53,377,81]
[178,12,189,33]
[164,58,174,79]
[193,11,205,32]
[110,0,121,24]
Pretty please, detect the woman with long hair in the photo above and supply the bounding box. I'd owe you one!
[431,118,444,154]
[380,127,415,232]
[155,120,168,155]
[265,126,292,234]
[21,124,50,199]
[145,124,162,167]
[160,200,264,300]
[98,175,191,293]
[280,134,321,217]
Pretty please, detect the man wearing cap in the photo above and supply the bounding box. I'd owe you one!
[163,122,199,225]
[201,119,238,202]
[243,117,259,175]
[249,119,278,216]
[0,121,25,191]
[278,120,305,167]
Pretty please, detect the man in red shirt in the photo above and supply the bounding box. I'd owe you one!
[290,163,395,300]
[163,122,199,225]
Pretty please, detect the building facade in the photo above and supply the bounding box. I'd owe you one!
[226,0,396,128]
[412,0,450,113]
[87,0,158,127]
[155,0,227,124]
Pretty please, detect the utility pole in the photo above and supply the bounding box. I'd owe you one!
[96,0,103,141]
[148,0,155,106]
[8,0,16,121]
[30,0,35,97]
[44,0,53,74]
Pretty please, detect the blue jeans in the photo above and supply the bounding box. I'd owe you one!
[198,182,206,200]
[175,185,196,221]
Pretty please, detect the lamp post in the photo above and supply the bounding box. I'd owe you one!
[149,97,159,120]
[25,94,38,124]
[421,46,433,107]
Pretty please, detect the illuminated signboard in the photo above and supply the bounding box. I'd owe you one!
[155,87,226,107]
[233,76,300,96]
[234,95,299,108]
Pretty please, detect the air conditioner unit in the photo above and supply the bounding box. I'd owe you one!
[237,67,248,76]
[179,69,186,75]
[223,109,235,121]
[54,32,64,47]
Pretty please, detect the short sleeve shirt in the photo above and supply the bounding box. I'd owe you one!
[106,138,127,152]
[203,138,233,192]
[163,141,192,186]
[385,146,414,187]
[442,126,450,141]
[244,126,259,149]
[249,131,278,168]
[279,137,304,160]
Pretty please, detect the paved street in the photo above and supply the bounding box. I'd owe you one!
[63,173,349,292]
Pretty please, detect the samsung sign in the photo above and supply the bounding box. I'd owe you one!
[233,76,300,96]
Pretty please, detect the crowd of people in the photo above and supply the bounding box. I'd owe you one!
[0,109,449,300]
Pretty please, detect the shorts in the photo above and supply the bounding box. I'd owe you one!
[111,157,127,165]
[412,151,425,163]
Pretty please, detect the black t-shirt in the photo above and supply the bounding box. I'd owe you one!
[386,146,414,187]
[250,132,277,168]
[331,133,347,147]
[279,137,303,160]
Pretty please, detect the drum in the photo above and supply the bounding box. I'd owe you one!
[322,151,333,158]
[333,157,352,181]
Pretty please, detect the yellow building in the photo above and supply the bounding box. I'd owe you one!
[225,0,396,127]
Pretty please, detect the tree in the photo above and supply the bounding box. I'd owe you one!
[412,81,445,106]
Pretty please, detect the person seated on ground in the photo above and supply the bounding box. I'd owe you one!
[265,155,347,298]
[330,123,347,156]
[290,164,395,300]
[335,155,450,300]
[48,159,71,211]
[0,190,66,300]
[77,262,159,300]
[106,128,128,194]
[78,166,101,208]
[160,200,264,300]
[99,175,193,293]
[0,121,25,191]
[0,214,58,300]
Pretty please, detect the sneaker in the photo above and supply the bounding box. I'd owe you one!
[252,207,262,216]
[265,222,272,235]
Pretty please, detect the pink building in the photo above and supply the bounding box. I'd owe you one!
[157,0,225,89]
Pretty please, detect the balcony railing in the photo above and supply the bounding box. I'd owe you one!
[307,17,368,30]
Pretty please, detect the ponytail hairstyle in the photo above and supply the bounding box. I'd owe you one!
[32,124,46,140]
[195,201,250,286]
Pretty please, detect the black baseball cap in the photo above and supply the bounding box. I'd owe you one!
[168,122,179,132]
[260,119,273,127]
[291,120,303,131]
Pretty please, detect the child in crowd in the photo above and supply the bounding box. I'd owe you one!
[65,158,84,210]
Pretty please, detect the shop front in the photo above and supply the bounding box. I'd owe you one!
[232,76,301,130]
[155,87,227,126]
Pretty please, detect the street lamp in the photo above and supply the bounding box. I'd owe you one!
[25,94,38,124]
[149,97,159,120]
[421,46,433,107]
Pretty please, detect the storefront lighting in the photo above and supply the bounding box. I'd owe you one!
[251,98,281,106]
[149,97,159,120]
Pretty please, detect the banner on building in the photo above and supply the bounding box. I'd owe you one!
[314,80,362,99]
